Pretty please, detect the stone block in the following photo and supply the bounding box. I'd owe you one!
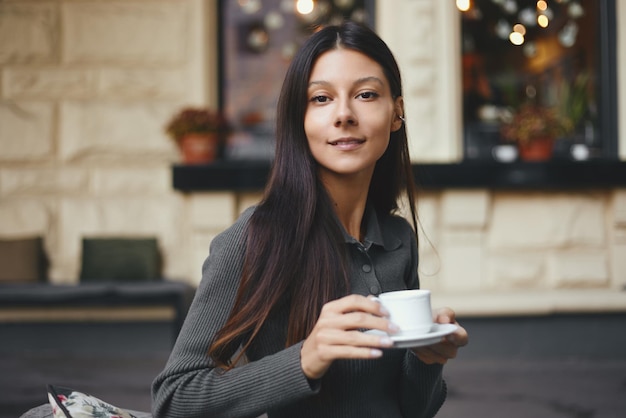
[406,97,435,160]
[0,3,57,64]
[3,68,96,99]
[0,199,50,237]
[488,193,606,249]
[0,102,54,160]
[0,168,87,196]
[416,192,440,245]
[417,253,442,292]
[90,167,171,195]
[59,101,178,162]
[438,230,484,291]
[237,192,263,213]
[62,2,188,65]
[432,289,626,317]
[189,193,236,230]
[611,227,626,289]
[548,251,609,288]
[486,254,545,289]
[160,229,194,284]
[610,242,626,290]
[99,69,187,100]
[393,193,440,284]
[404,67,434,95]
[414,193,442,290]
[380,0,433,63]
[441,189,489,228]
[613,189,626,226]
[48,261,77,285]
[190,231,218,287]
[380,0,461,164]
[614,227,626,245]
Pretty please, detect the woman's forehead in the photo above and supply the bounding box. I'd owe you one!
[308,49,387,85]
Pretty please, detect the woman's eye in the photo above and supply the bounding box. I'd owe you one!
[358,91,379,100]
[310,95,329,103]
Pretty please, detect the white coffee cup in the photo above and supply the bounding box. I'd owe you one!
[376,289,433,336]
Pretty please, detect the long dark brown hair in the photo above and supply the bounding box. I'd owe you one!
[208,21,418,368]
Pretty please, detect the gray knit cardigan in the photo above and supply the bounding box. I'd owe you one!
[152,206,447,417]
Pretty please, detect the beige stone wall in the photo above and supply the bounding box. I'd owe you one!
[0,0,211,283]
[378,0,463,162]
[417,189,626,315]
[1,0,624,315]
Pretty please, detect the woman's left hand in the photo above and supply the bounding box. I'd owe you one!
[411,307,468,364]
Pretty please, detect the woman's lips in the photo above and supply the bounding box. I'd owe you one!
[328,137,365,149]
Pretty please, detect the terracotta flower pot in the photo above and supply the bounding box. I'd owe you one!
[518,137,554,162]
[179,133,220,164]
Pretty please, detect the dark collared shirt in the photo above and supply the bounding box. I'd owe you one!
[153,206,443,418]
[339,205,420,297]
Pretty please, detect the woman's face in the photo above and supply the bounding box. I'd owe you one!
[304,48,403,183]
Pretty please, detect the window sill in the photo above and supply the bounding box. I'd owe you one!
[172,159,626,192]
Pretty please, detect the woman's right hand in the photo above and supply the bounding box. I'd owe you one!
[300,294,397,380]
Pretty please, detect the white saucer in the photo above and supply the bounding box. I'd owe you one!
[365,323,458,349]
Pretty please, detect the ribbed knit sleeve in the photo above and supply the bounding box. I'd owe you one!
[151,208,317,418]
[400,353,446,418]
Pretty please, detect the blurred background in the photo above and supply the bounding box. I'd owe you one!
[1,0,625,416]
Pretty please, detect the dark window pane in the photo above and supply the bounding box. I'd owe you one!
[460,0,615,162]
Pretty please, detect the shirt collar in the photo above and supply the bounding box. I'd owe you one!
[340,205,402,252]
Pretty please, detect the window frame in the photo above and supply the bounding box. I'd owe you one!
[598,0,618,159]
[459,0,618,162]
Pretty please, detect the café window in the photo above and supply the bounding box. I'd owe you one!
[458,0,617,162]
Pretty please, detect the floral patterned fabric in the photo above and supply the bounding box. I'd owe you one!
[47,385,137,418]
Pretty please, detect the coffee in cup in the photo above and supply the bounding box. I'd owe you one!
[376,289,433,336]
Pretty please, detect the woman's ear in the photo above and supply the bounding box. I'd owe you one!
[391,96,405,132]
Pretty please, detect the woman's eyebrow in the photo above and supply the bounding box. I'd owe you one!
[308,76,385,89]
[308,80,331,88]
[353,76,384,87]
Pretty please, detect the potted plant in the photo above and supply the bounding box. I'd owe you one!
[165,107,232,164]
[500,102,573,161]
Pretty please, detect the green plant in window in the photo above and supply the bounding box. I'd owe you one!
[558,72,590,133]
[500,102,573,145]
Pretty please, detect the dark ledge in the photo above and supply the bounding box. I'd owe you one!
[173,160,626,192]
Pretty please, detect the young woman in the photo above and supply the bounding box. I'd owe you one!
[152,21,468,418]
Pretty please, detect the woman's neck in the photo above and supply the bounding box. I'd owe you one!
[321,173,371,241]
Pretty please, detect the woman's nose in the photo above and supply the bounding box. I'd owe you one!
[334,100,357,127]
